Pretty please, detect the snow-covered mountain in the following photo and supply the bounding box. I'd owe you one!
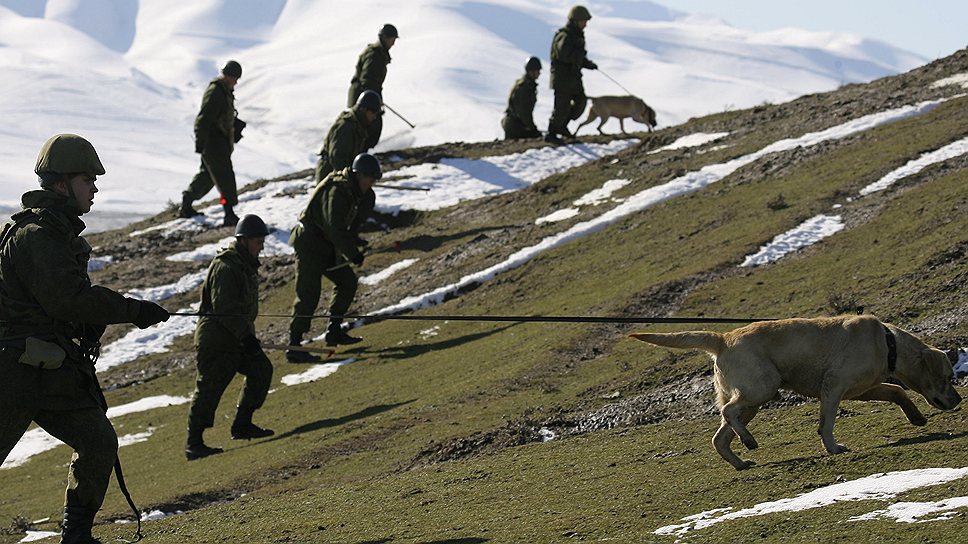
[0,0,926,228]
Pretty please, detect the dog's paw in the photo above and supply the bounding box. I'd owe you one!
[741,436,759,450]
[826,443,849,454]
[734,459,756,471]
[909,414,928,426]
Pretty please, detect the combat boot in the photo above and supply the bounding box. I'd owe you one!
[178,194,200,218]
[222,205,240,227]
[324,319,362,346]
[543,132,564,145]
[62,506,101,544]
[286,332,321,363]
[231,407,274,440]
[185,424,223,461]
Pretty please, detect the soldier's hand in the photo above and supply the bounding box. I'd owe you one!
[133,301,170,329]
[585,60,598,70]
[195,140,205,154]
[241,333,262,355]
[352,253,365,267]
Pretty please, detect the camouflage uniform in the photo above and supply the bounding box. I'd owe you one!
[502,73,541,139]
[548,21,594,137]
[348,41,392,150]
[288,168,366,340]
[0,190,146,515]
[315,107,372,183]
[183,77,239,207]
[188,240,272,436]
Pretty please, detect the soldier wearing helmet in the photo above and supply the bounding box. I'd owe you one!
[347,24,399,150]
[315,90,384,183]
[0,134,170,543]
[286,153,382,362]
[178,60,247,227]
[502,56,543,139]
[546,6,597,144]
[186,213,275,460]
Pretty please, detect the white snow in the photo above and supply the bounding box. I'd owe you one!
[536,177,632,224]
[19,531,60,543]
[97,304,200,369]
[535,208,581,225]
[87,255,113,272]
[126,271,207,302]
[116,509,183,524]
[956,349,968,379]
[849,497,968,523]
[741,215,845,267]
[860,135,968,195]
[2,395,189,469]
[360,258,419,286]
[648,132,730,154]
[931,73,968,89]
[117,430,154,448]
[0,0,925,228]
[280,359,354,386]
[654,467,968,537]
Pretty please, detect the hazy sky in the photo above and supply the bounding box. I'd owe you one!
[663,0,965,59]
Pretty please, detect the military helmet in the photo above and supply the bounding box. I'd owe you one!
[34,134,105,179]
[568,5,592,21]
[525,56,542,72]
[235,214,272,238]
[351,153,383,180]
[379,23,399,39]
[356,90,383,113]
[222,60,243,78]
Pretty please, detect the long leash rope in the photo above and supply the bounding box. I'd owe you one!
[170,311,773,325]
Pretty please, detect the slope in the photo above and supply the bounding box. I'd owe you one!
[2,49,968,543]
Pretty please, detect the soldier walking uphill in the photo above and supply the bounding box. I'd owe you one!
[186,215,275,460]
[286,154,383,363]
[179,60,247,227]
[348,23,399,151]
[546,6,598,145]
[502,56,543,140]
[0,134,170,544]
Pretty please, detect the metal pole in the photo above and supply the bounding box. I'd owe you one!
[383,102,416,129]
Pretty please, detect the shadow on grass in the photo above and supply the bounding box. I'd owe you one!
[261,400,416,443]
[355,539,488,544]
[877,431,968,448]
[346,323,519,361]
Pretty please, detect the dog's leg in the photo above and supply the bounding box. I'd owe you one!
[713,417,754,470]
[818,379,849,454]
[619,118,627,134]
[851,383,928,426]
[575,114,596,135]
[597,116,608,135]
[722,400,759,451]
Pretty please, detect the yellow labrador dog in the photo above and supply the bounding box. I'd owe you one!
[576,95,657,135]
[629,315,961,470]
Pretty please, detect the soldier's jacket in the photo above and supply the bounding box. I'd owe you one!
[0,190,142,409]
[293,168,365,264]
[319,107,370,176]
[347,41,391,106]
[504,74,539,132]
[550,22,590,91]
[194,77,236,151]
[195,240,260,352]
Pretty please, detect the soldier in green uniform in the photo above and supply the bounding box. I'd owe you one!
[348,24,398,150]
[502,56,543,140]
[186,214,275,460]
[315,90,384,183]
[546,6,597,145]
[179,60,246,227]
[286,154,382,363]
[0,134,170,544]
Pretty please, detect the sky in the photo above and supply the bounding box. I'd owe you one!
[664,0,965,59]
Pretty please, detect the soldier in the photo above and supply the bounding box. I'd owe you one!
[502,56,543,140]
[315,90,384,183]
[347,23,399,150]
[179,60,246,227]
[286,153,382,363]
[0,134,170,544]
[546,6,598,145]
[186,214,275,460]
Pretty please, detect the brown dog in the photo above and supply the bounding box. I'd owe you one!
[629,315,961,470]
[576,95,657,135]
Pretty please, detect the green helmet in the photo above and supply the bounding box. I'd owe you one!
[356,90,383,113]
[379,24,399,39]
[222,60,242,78]
[351,153,383,180]
[568,5,592,21]
[235,214,272,238]
[34,134,105,178]
[525,56,542,72]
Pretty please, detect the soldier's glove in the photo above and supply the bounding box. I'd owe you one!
[585,60,598,70]
[241,333,262,355]
[352,253,365,267]
[195,140,205,154]
[133,301,171,329]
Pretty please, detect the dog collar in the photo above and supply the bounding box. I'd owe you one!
[883,325,897,373]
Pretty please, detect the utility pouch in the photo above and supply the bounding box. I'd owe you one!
[18,337,66,370]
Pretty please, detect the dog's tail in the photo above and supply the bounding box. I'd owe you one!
[628,331,725,355]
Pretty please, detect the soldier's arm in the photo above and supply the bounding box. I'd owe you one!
[320,187,363,262]
[327,122,357,173]
[207,260,254,340]
[553,31,587,66]
[357,47,383,92]
[193,84,226,148]
[15,229,141,325]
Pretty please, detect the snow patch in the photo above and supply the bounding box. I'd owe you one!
[860,135,968,195]
[97,305,200,369]
[125,271,206,302]
[360,259,419,286]
[19,531,60,542]
[87,255,113,272]
[741,215,845,267]
[648,132,729,153]
[931,73,968,89]
[280,359,354,386]
[535,208,580,225]
[849,497,968,523]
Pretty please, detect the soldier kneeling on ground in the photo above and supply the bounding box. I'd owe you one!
[502,56,543,140]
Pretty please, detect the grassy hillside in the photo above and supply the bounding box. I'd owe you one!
[3,50,968,543]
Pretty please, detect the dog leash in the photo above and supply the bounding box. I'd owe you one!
[170,311,774,325]
[596,69,634,96]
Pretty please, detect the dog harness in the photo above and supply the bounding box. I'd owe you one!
[883,325,898,373]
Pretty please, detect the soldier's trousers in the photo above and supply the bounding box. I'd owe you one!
[502,115,540,140]
[183,138,238,206]
[288,234,359,339]
[188,347,273,430]
[0,406,118,512]
[548,86,587,136]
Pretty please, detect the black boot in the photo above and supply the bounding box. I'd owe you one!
[543,131,564,145]
[324,319,362,346]
[62,506,100,544]
[185,424,223,461]
[178,194,200,218]
[222,205,240,227]
[231,407,274,440]
[286,332,320,363]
